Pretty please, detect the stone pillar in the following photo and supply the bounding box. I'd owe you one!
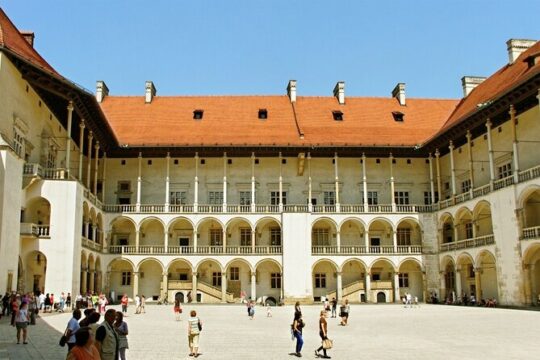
[81,268,87,294]
[466,131,474,196]
[455,268,462,300]
[89,271,95,294]
[362,153,368,212]
[486,120,495,190]
[84,222,89,238]
[279,152,283,212]
[336,271,343,301]
[440,271,446,300]
[474,268,482,301]
[365,273,371,303]
[222,229,227,252]
[531,264,538,305]
[389,153,396,212]
[162,272,168,300]
[524,264,532,305]
[86,131,93,188]
[334,152,340,212]
[165,152,170,212]
[336,231,341,253]
[449,140,456,196]
[510,105,520,183]
[135,230,140,252]
[251,229,256,253]
[429,153,435,204]
[193,230,198,252]
[364,231,369,251]
[65,101,74,176]
[221,273,227,303]
[78,120,85,181]
[308,152,313,212]
[422,271,428,303]
[93,142,99,194]
[133,272,139,299]
[394,272,400,303]
[194,153,199,212]
[251,152,256,212]
[164,232,169,253]
[192,272,198,303]
[92,225,97,242]
[223,152,228,212]
[251,272,257,301]
[392,230,398,252]
[136,153,142,212]
[435,149,442,203]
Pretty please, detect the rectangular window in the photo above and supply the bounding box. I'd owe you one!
[212,272,222,287]
[372,273,381,281]
[364,191,378,205]
[270,227,281,246]
[170,191,187,205]
[271,273,282,289]
[230,267,239,281]
[465,222,474,239]
[208,191,223,205]
[118,181,131,192]
[312,228,329,246]
[270,191,287,205]
[397,228,411,246]
[398,273,409,288]
[121,272,131,286]
[424,191,439,205]
[240,228,251,246]
[209,229,223,246]
[239,191,252,205]
[13,126,25,158]
[461,179,471,193]
[314,273,326,288]
[498,163,512,179]
[323,191,336,205]
[394,191,410,205]
[46,146,57,168]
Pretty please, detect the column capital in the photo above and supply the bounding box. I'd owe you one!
[79,119,85,129]
[67,101,74,111]
[449,140,454,149]
[162,272,168,277]
[94,141,100,150]
[251,271,257,277]
[88,130,93,139]
[138,152,142,158]
[485,118,492,128]
[466,130,472,139]
[435,148,440,157]
[166,152,170,158]
[192,272,198,277]
[509,104,516,117]
[336,271,342,276]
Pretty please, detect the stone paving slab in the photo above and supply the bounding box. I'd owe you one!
[1,304,539,359]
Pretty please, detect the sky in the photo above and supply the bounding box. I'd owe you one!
[2,0,540,98]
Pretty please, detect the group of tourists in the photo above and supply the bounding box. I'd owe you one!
[75,292,109,313]
[437,291,498,307]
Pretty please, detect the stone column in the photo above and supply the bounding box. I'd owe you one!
[86,131,93,188]
[135,230,140,252]
[429,153,435,204]
[440,271,446,300]
[466,131,474,196]
[531,264,538,305]
[78,120,85,181]
[435,149,442,203]
[251,152,256,212]
[162,272,168,301]
[194,152,199,212]
[364,231,369,251]
[510,105,520,183]
[449,140,456,197]
[65,101,74,176]
[336,231,341,253]
[192,272,198,303]
[165,152,170,212]
[221,273,227,303]
[336,271,343,301]
[279,152,283,212]
[133,272,139,299]
[362,153,368,212]
[92,225,97,242]
[89,271,95,294]
[81,268,87,294]
[251,272,257,301]
[193,230,198,252]
[251,229,256,254]
[93,142,99,195]
[486,120,495,190]
[524,264,532,305]
[392,230,398,252]
[389,153,396,212]
[394,272,400,303]
[334,152,340,212]
[365,273,371,303]
[136,152,142,212]
[223,152,227,212]
[84,221,89,238]
[455,268,462,300]
[164,232,169,254]
[474,268,482,301]
[308,152,313,212]
[222,229,227,252]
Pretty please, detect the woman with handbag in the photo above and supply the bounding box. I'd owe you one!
[315,310,331,358]
[292,311,304,357]
[114,311,129,360]
[187,310,202,358]
[15,301,29,344]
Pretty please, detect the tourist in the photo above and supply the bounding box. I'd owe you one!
[2,293,9,316]
[134,295,141,314]
[87,311,101,336]
[15,301,29,344]
[95,309,119,360]
[174,299,182,321]
[331,298,337,318]
[339,299,350,326]
[92,293,99,311]
[121,294,129,314]
[248,300,255,319]
[10,295,19,326]
[294,301,302,314]
[115,311,129,360]
[187,310,202,358]
[266,303,272,317]
[50,293,55,311]
[44,293,51,313]
[66,309,82,351]
[58,292,66,312]
[406,292,412,308]
[140,295,146,314]
[28,293,37,325]
[98,294,108,314]
[323,297,330,313]
[79,308,96,327]
[292,310,304,357]
[315,310,330,359]
[66,292,72,309]
[66,326,100,360]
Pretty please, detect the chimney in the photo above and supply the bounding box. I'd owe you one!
[392,83,406,106]
[333,81,345,105]
[287,80,297,103]
[145,81,156,103]
[96,81,109,103]
[461,76,486,97]
[20,31,35,47]
[507,39,536,64]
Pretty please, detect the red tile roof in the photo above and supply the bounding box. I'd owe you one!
[0,8,56,74]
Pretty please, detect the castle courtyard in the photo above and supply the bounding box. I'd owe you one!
[0,304,537,359]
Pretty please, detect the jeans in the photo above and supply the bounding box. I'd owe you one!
[331,307,336,317]
[294,331,303,353]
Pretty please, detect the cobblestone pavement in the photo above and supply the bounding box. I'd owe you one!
[1,304,539,359]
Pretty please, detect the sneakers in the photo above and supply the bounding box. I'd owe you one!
[315,350,319,357]
[296,353,302,357]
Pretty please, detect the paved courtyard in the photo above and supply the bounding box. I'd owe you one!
[0,304,539,359]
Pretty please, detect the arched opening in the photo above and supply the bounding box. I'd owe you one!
[311,218,338,253]
[398,259,424,301]
[473,202,494,237]
[225,259,253,300]
[523,244,540,304]
[108,258,135,301]
[255,218,282,253]
[109,217,136,253]
[456,254,475,299]
[376,292,386,303]
[80,252,88,295]
[455,208,473,241]
[24,251,47,294]
[440,213,454,244]
[523,188,540,229]
[226,218,253,252]
[22,197,51,237]
[88,208,96,241]
[175,292,184,303]
[96,214,104,245]
[255,259,282,304]
[369,259,395,303]
[396,219,422,251]
[340,219,366,252]
[368,219,393,252]
[139,218,166,249]
[441,256,456,302]
[312,259,338,302]
[340,259,367,303]
[167,259,194,303]
[196,259,228,303]
[168,217,195,253]
[197,218,225,253]
[138,259,164,301]
[477,251,498,302]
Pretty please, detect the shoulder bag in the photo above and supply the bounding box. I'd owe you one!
[322,338,333,349]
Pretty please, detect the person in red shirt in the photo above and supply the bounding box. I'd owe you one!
[10,295,19,326]
[121,294,128,314]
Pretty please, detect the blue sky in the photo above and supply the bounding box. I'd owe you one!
[3,0,540,98]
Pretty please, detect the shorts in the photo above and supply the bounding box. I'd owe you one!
[15,322,27,330]
[189,333,200,347]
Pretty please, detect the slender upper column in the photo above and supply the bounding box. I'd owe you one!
[466,131,474,195]
[135,230,140,252]
[193,230,198,252]
[336,231,341,252]
[221,273,227,303]
[429,153,435,204]
[362,153,368,212]
[165,153,170,212]
[510,105,520,183]
[308,152,313,212]
[78,120,85,181]
[251,229,256,253]
[435,149,442,203]
[365,273,371,303]
[336,272,343,301]
[194,152,199,212]
[486,119,496,189]
[449,141,457,196]
[394,272,400,303]
[278,152,283,212]
[162,272,168,300]
[251,272,257,301]
[392,230,398,252]
[389,153,396,212]
[65,101,74,176]
[86,131,93,188]
[223,152,228,212]
[136,152,142,211]
[102,152,107,202]
[192,272,198,303]
[439,271,446,300]
[251,152,256,212]
[222,228,227,252]
[474,268,482,301]
[93,142,99,195]
[133,272,139,299]
[164,232,168,254]
[455,268,462,299]
[334,152,340,212]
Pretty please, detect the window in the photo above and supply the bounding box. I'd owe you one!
[270,227,281,246]
[461,179,471,193]
[230,267,239,281]
[170,191,187,205]
[312,228,329,246]
[392,111,404,122]
[424,191,439,205]
[239,191,252,205]
[13,126,25,158]
[394,191,410,205]
[398,273,409,287]
[46,146,57,168]
[258,109,268,119]
[212,272,222,287]
[240,228,252,246]
[118,237,128,246]
[323,191,335,205]
[332,111,343,121]
[397,228,411,246]
[121,272,131,286]
[270,191,287,205]
[372,273,381,281]
[465,222,473,239]
[364,191,378,205]
[210,229,223,246]
[468,265,475,279]
[498,162,512,179]
[314,273,326,288]
[208,191,223,205]
[193,110,204,120]
[118,181,131,192]
[271,273,282,289]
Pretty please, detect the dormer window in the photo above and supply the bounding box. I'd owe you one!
[392,111,404,122]
[258,109,268,119]
[193,110,204,120]
[332,111,343,121]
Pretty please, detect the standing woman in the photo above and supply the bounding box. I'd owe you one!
[115,311,129,360]
[315,310,331,358]
[121,294,129,314]
[292,311,304,357]
[15,301,29,344]
[339,299,350,326]
[187,310,202,358]
[174,299,182,321]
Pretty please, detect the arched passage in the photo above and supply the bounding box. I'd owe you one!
[226,217,253,251]
[312,259,338,301]
[139,217,166,248]
[23,197,51,237]
[255,259,282,305]
[396,218,422,250]
[168,217,195,252]
[138,258,164,301]
[522,188,540,237]
[107,258,135,301]
[225,259,253,300]
[24,251,47,294]
[440,213,454,245]
[340,259,367,303]
[441,256,456,302]
[197,218,225,252]
[476,251,498,302]
[455,207,473,241]
[255,218,282,252]
[196,259,227,303]
[109,217,136,253]
[312,218,338,253]
[473,201,493,237]
[340,219,366,250]
[166,258,194,303]
[398,259,424,301]
[522,243,540,304]
[456,253,475,299]
[369,258,395,303]
[368,219,393,252]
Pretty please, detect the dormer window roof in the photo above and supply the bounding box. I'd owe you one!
[392,111,404,122]
[258,109,268,120]
[332,110,343,121]
[193,110,204,120]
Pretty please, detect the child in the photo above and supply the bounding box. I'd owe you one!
[266,304,272,317]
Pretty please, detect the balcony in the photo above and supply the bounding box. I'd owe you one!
[81,237,103,251]
[20,223,50,238]
[311,245,422,255]
[23,164,68,180]
[439,234,495,252]
[107,245,282,255]
[522,226,540,240]
[370,281,393,290]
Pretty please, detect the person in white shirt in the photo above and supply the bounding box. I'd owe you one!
[135,295,141,314]
[38,293,45,311]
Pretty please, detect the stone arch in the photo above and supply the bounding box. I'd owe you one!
[340,258,368,303]
[440,212,455,244]
[224,258,254,300]
[23,196,51,225]
[476,250,498,301]
[196,258,225,288]
[137,258,164,301]
[369,258,397,273]
[522,243,540,305]
[312,259,338,301]
[454,207,473,240]
[339,218,366,248]
[225,258,254,273]
[367,218,394,250]
[167,216,196,233]
[517,184,540,210]
[312,218,338,249]
[167,217,195,250]
[398,258,424,301]
[254,216,281,229]
[369,258,396,303]
[254,259,282,304]
[24,251,47,294]
[396,218,423,246]
[255,217,282,248]
[139,217,166,247]
[520,185,540,229]
[197,218,225,248]
[254,258,283,272]
[107,258,135,300]
[109,217,137,249]
[456,252,475,298]
[226,217,254,248]
[96,213,104,244]
[473,201,493,237]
